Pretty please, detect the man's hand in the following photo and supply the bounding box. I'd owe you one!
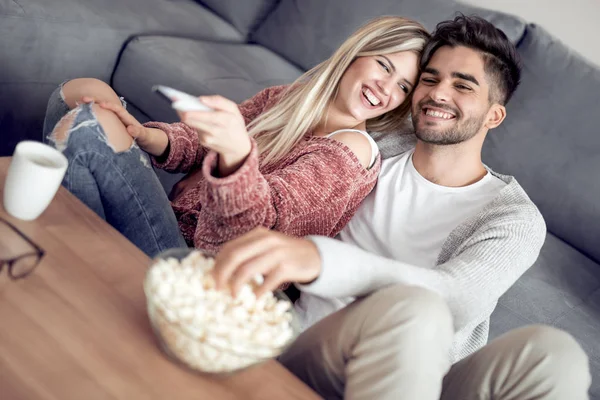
[213,227,322,298]
[177,95,252,177]
[82,97,169,157]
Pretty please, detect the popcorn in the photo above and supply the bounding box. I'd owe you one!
[145,250,296,374]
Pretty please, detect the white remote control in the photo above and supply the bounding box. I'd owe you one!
[152,85,213,112]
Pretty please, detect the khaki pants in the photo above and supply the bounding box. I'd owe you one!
[280,285,591,400]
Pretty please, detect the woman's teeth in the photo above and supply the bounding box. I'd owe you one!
[362,87,381,106]
[425,109,454,119]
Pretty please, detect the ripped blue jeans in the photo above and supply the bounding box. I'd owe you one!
[42,84,187,257]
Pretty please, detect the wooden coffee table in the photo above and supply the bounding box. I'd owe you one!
[0,157,320,400]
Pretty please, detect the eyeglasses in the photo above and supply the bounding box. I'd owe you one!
[0,217,45,280]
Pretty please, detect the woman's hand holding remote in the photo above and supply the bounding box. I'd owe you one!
[178,95,252,177]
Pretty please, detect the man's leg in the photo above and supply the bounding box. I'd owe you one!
[441,325,591,400]
[280,285,454,400]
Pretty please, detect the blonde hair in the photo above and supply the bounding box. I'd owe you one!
[248,16,430,166]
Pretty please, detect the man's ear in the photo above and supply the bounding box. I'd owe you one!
[485,104,506,130]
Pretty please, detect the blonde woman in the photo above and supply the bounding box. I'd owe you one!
[43,16,430,257]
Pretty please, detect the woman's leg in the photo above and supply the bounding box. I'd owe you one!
[43,79,187,257]
[61,78,124,109]
[42,78,125,141]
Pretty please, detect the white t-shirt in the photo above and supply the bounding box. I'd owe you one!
[295,149,507,328]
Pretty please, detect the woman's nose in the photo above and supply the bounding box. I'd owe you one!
[376,78,394,97]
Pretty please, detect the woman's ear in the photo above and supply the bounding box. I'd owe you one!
[485,104,506,130]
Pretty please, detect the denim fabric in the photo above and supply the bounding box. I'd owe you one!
[43,85,187,257]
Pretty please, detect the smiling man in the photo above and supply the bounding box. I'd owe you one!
[213,15,592,400]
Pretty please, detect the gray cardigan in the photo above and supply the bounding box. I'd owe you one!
[298,132,547,361]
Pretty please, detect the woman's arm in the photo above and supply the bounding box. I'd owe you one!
[193,137,380,250]
[144,85,289,174]
[144,121,206,173]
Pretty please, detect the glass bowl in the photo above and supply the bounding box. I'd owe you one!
[143,247,301,375]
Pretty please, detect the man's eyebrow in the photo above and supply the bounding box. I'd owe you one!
[422,68,480,87]
[452,72,480,86]
[422,67,439,75]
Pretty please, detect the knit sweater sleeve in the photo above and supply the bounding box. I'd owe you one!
[193,138,380,249]
[143,85,288,173]
[143,121,206,173]
[299,201,546,331]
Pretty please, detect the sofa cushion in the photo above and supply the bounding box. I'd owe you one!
[112,36,303,123]
[252,0,526,70]
[489,234,600,397]
[482,24,600,263]
[0,0,243,156]
[197,0,280,36]
[0,0,242,83]
[0,0,241,46]
[491,233,600,330]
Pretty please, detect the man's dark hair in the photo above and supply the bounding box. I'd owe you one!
[420,14,521,105]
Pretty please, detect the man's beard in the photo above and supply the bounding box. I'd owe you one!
[412,101,485,145]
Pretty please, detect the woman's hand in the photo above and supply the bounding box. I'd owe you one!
[178,95,251,177]
[82,97,168,157]
[213,227,322,298]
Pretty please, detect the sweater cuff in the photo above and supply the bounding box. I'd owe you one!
[200,139,261,216]
[144,121,176,169]
[143,121,189,170]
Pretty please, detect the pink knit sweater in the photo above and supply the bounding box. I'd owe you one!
[144,85,381,253]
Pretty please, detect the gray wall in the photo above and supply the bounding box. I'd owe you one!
[461,0,600,67]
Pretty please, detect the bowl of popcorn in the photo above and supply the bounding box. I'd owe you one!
[143,248,299,374]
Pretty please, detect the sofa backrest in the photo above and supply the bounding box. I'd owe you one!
[482,24,600,263]
[252,0,526,70]
[197,0,280,37]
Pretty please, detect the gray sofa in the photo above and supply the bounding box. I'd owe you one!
[2,0,599,397]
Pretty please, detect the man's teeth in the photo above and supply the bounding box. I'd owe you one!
[425,109,454,119]
[362,88,381,106]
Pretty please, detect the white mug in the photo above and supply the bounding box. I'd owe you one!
[3,141,68,221]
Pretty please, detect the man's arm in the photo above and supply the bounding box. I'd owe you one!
[299,213,546,331]
[211,201,545,332]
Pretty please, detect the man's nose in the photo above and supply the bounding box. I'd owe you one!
[427,83,451,103]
